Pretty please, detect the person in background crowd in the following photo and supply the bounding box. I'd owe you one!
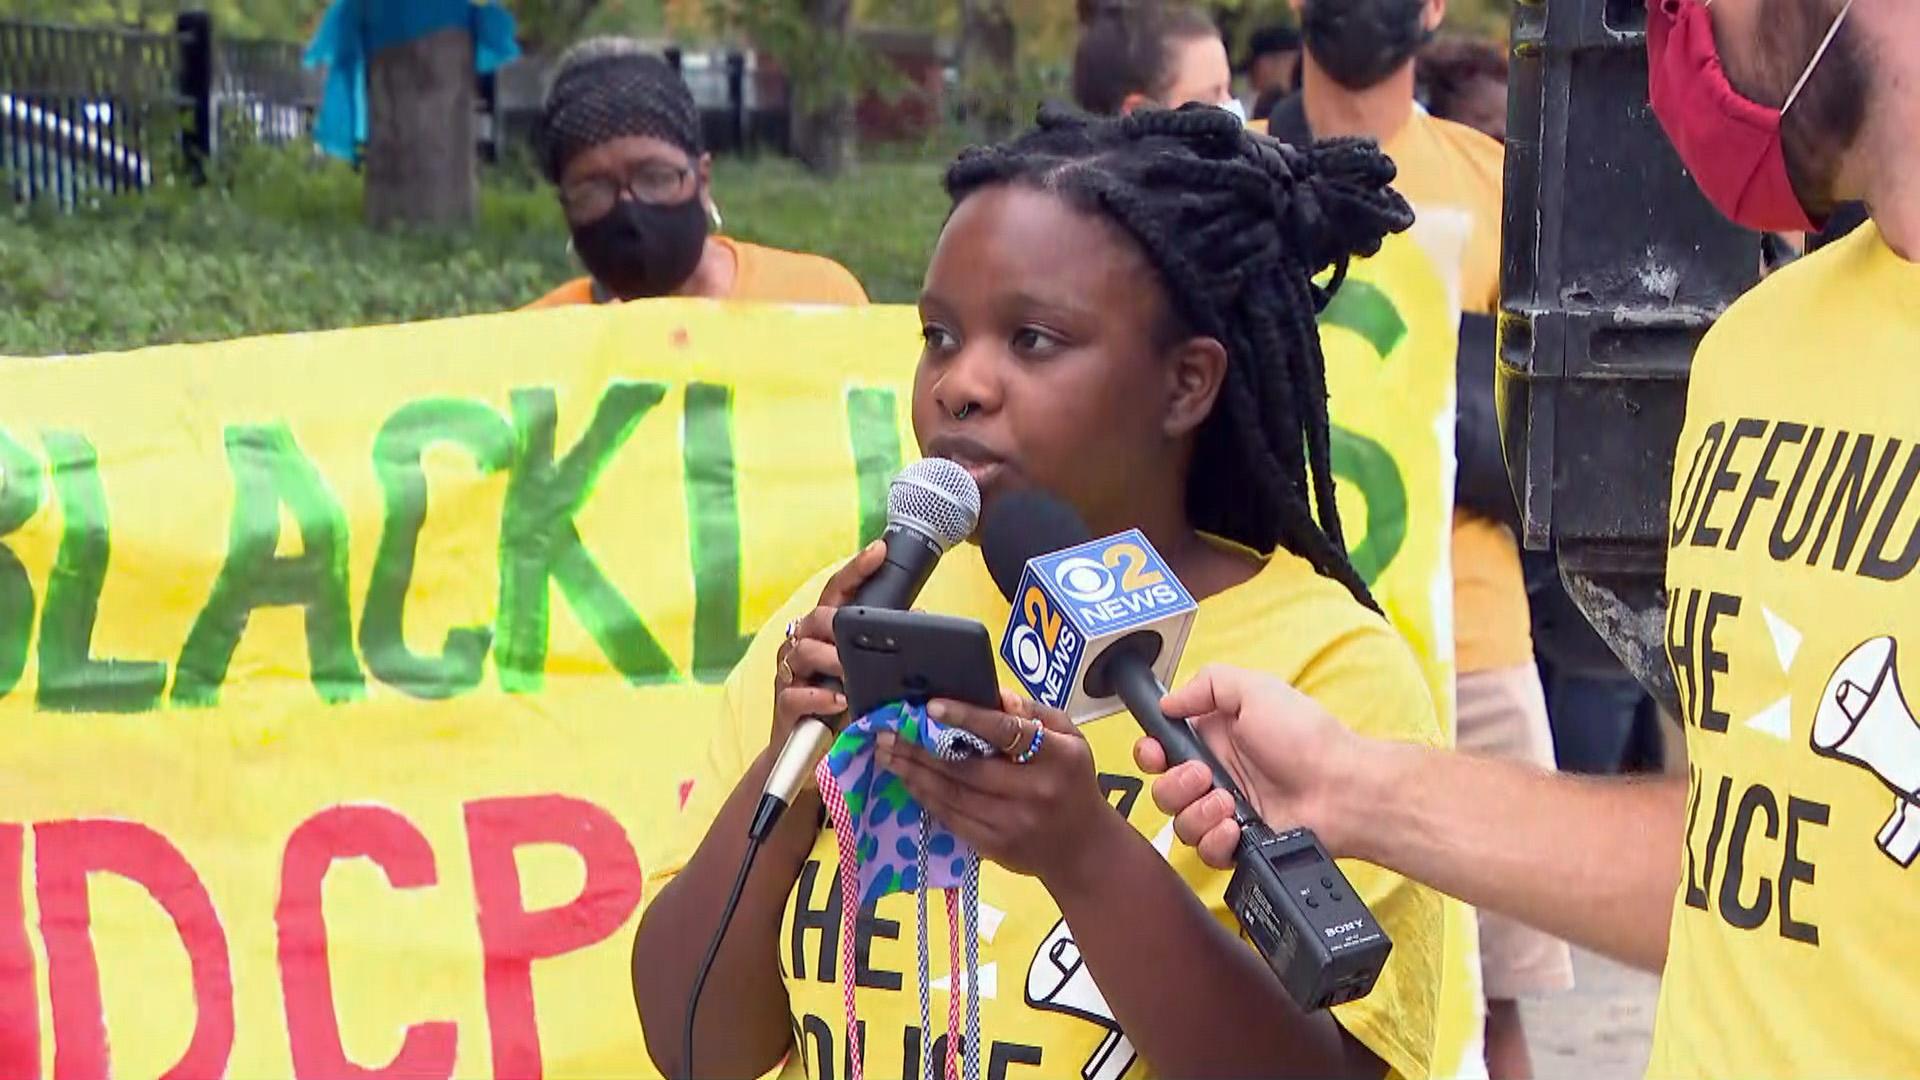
[1143,2,1920,1076]
[1267,2,1573,1076]
[1071,1,1241,119]
[1418,31,1670,780]
[1764,199,1871,275]
[525,38,867,308]
[1524,547,1668,775]
[1244,23,1304,122]
[1418,33,1510,141]
[633,105,1449,1080]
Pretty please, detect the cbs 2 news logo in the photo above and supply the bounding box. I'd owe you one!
[1005,537,1183,707]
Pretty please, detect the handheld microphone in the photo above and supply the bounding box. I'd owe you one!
[749,457,981,841]
[981,490,1391,1011]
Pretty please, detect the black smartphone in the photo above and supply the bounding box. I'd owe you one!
[833,606,1000,719]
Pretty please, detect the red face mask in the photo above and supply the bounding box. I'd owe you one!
[1646,0,1854,234]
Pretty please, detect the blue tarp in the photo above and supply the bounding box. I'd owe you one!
[303,0,521,161]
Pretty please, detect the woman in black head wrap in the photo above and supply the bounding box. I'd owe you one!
[526,38,868,308]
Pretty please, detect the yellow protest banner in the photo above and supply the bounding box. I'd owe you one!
[0,231,1468,1079]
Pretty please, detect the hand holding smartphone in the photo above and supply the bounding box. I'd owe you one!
[832,607,1001,719]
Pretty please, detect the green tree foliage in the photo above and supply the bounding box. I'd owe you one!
[0,0,328,39]
[0,0,674,48]
[515,0,665,52]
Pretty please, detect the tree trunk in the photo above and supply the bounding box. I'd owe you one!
[790,0,855,177]
[959,0,1018,140]
[364,27,476,230]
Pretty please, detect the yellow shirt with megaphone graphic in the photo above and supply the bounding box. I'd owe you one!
[1653,222,1920,1075]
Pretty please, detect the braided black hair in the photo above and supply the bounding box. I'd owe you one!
[944,104,1413,610]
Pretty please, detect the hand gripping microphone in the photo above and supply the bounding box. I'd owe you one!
[748,457,981,841]
[980,490,1391,1011]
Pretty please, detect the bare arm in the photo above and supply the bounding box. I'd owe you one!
[1341,744,1685,973]
[632,751,819,1079]
[1143,666,1687,975]
[633,542,888,1078]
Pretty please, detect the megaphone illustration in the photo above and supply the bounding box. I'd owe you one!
[1026,919,1135,1080]
[1812,635,1920,866]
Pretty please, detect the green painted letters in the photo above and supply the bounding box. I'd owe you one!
[173,425,365,707]
[361,400,516,700]
[496,382,676,691]
[0,429,42,699]
[846,388,903,545]
[36,432,169,712]
[1321,280,1408,360]
[1332,425,1409,585]
[684,383,752,683]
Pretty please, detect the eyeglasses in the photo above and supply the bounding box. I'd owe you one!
[559,161,695,219]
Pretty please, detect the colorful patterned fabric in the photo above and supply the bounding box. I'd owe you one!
[816,701,993,1080]
[820,702,991,907]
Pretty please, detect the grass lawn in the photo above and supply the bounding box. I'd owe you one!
[0,146,950,357]
[714,153,947,306]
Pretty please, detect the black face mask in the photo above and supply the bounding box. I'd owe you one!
[1301,0,1430,92]
[570,194,709,301]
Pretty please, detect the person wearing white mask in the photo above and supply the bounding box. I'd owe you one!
[1070,0,1244,121]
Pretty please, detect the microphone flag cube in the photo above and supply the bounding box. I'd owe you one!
[999,529,1197,723]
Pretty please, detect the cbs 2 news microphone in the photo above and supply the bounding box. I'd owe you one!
[1000,530,1392,1011]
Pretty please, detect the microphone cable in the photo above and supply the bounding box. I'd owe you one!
[682,831,765,1080]
[683,724,835,1080]
[681,458,980,1078]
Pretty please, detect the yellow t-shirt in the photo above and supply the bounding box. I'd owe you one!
[670,543,1449,1080]
[1450,512,1534,673]
[1380,110,1503,317]
[1653,222,1920,1075]
[1383,109,1534,672]
[524,236,869,309]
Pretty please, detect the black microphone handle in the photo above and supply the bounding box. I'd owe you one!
[848,524,944,609]
[807,524,945,699]
[1108,653,1260,825]
[751,523,948,841]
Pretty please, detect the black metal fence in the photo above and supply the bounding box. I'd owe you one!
[0,12,318,209]
[2,13,801,211]
[211,33,319,149]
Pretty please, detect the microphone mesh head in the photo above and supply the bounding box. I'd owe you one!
[889,458,981,551]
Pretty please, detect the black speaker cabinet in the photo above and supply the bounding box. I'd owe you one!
[1499,0,1763,713]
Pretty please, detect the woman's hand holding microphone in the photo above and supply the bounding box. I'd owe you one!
[767,540,887,748]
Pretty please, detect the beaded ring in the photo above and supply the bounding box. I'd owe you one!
[1012,723,1045,765]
